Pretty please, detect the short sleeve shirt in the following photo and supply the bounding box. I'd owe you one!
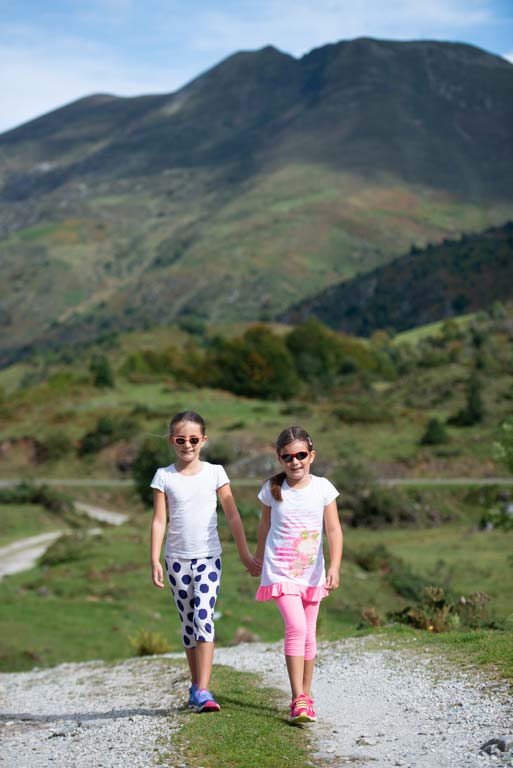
[151,462,229,559]
[258,475,339,588]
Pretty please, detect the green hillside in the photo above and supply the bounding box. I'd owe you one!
[285,222,513,334]
[0,39,512,363]
[1,307,512,672]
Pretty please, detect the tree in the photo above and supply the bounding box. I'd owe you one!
[286,318,344,389]
[90,354,114,388]
[420,417,448,445]
[203,325,300,400]
[448,374,484,427]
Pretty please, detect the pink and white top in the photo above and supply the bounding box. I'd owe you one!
[256,475,339,602]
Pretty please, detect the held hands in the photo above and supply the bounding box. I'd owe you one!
[325,566,340,591]
[152,562,165,588]
[240,550,262,577]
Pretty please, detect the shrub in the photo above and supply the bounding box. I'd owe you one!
[420,417,448,446]
[90,354,114,388]
[389,587,498,632]
[333,398,392,424]
[78,416,138,456]
[448,374,484,427]
[360,607,382,627]
[202,439,237,466]
[353,543,396,573]
[40,532,98,566]
[201,326,300,400]
[128,629,172,656]
[0,482,79,525]
[35,433,73,463]
[132,438,171,507]
[286,318,346,388]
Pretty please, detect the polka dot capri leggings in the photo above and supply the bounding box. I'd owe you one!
[165,556,222,647]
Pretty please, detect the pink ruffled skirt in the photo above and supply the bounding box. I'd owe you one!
[256,581,328,602]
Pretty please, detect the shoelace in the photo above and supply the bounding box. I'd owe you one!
[291,695,309,712]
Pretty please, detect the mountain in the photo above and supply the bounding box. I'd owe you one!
[1,38,512,362]
[283,222,513,335]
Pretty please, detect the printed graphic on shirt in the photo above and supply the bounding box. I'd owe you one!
[275,516,320,578]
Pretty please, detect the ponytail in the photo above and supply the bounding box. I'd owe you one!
[270,471,286,501]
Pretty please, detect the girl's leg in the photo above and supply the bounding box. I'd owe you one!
[192,556,222,691]
[165,558,197,682]
[184,647,197,684]
[274,594,307,699]
[303,600,321,695]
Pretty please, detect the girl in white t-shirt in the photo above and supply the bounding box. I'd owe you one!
[151,410,259,713]
[255,425,343,724]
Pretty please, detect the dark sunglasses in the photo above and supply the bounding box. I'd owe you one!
[172,436,202,445]
[280,451,309,463]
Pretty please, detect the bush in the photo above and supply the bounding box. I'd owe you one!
[0,482,78,525]
[132,438,171,507]
[35,433,73,463]
[40,532,98,566]
[389,587,498,632]
[78,416,138,456]
[90,354,114,388]
[128,629,172,656]
[333,398,392,424]
[201,325,300,400]
[448,374,485,427]
[420,417,448,446]
[202,439,238,466]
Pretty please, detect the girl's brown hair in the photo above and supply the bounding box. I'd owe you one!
[269,426,313,501]
[169,410,206,435]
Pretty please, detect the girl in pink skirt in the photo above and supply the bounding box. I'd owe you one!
[255,426,343,723]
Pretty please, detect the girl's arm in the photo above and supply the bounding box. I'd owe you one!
[151,489,167,588]
[255,504,271,563]
[324,499,343,590]
[218,484,261,576]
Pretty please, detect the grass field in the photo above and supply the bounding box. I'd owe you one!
[1,483,511,679]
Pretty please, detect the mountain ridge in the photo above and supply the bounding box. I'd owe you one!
[0,37,512,363]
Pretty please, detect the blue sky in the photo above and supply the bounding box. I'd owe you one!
[0,0,512,134]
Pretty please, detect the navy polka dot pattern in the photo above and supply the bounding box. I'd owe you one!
[165,556,222,647]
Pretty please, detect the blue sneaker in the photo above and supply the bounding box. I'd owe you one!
[190,687,221,712]
[188,683,198,709]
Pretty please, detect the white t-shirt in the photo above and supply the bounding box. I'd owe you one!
[150,461,229,559]
[258,475,339,588]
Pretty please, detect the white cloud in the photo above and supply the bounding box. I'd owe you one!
[503,49,513,63]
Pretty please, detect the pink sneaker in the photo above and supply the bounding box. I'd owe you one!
[289,694,310,723]
[306,695,317,722]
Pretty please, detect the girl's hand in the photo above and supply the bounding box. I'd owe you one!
[152,562,165,588]
[325,566,340,591]
[241,552,262,577]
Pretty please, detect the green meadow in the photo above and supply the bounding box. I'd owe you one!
[0,307,512,681]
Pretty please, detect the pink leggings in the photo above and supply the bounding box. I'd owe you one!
[274,595,320,660]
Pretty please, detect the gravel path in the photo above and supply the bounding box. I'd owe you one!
[1,638,512,768]
[0,502,127,579]
[0,532,63,578]
[0,656,187,768]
